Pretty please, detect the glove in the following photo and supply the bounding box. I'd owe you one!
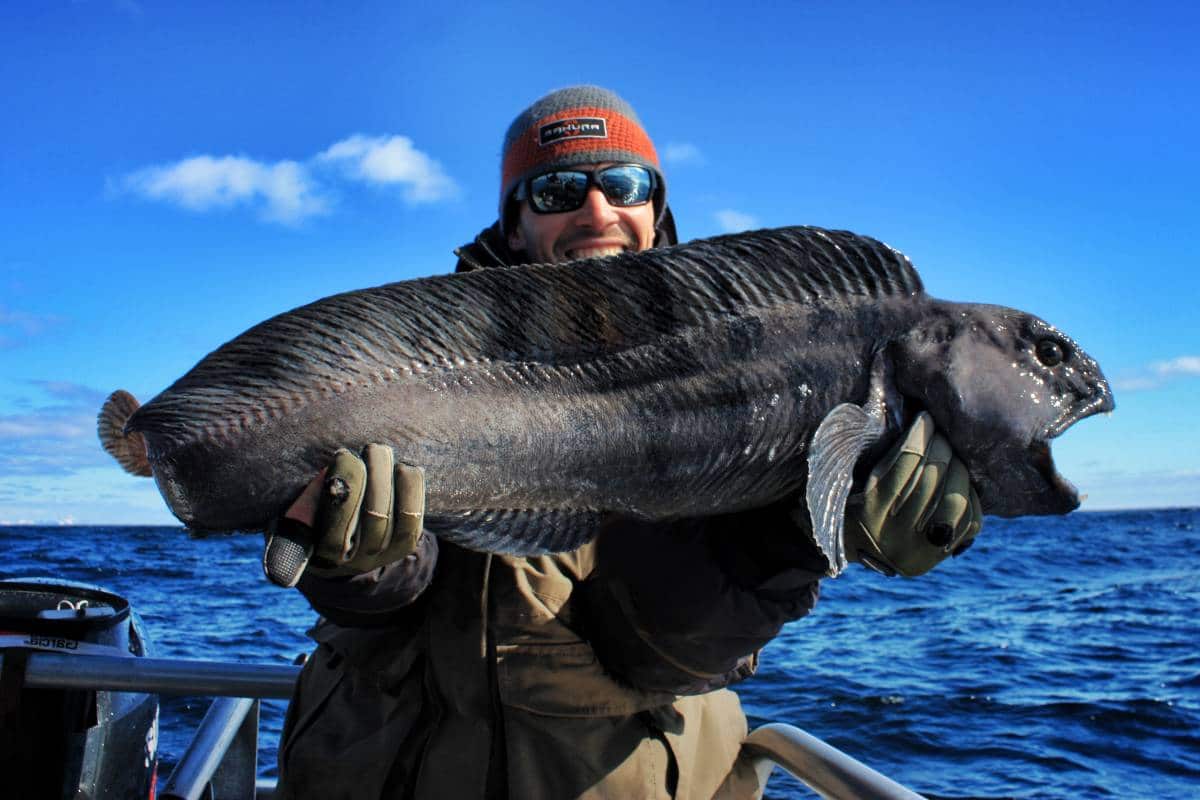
[843,412,982,577]
[265,444,426,584]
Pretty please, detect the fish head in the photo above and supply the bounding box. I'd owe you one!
[893,301,1114,517]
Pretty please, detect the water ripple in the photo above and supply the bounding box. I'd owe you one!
[4,509,1199,797]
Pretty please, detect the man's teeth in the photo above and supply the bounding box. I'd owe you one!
[568,246,624,258]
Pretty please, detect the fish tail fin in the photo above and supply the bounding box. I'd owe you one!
[98,390,152,477]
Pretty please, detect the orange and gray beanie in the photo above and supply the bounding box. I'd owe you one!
[500,85,666,233]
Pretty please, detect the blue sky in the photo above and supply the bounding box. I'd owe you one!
[2,1,1197,524]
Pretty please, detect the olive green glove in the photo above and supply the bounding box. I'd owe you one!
[843,412,983,577]
[266,444,426,582]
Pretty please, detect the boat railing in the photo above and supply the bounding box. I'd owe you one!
[739,723,926,799]
[3,650,926,799]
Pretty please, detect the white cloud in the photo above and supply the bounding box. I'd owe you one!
[0,381,115,476]
[714,209,760,233]
[0,413,94,441]
[663,142,704,166]
[317,134,458,203]
[1152,356,1200,377]
[119,134,458,223]
[123,155,328,224]
[0,407,107,476]
[1115,354,1200,392]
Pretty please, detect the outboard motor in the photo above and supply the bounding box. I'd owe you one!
[0,578,158,799]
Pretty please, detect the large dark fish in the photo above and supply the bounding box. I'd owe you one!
[98,226,1113,577]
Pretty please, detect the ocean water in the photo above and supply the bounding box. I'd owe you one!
[1,509,1197,798]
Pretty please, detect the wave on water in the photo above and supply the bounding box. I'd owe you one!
[2,508,1198,798]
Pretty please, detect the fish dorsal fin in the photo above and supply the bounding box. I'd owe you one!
[178,225,922,390]
[671,226,924,308]
[132,226,923,450]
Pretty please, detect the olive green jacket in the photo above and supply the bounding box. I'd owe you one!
[278,538,794,798]
[276,224,826,798]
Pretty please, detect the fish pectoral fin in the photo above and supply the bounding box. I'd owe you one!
[807,402,886,577]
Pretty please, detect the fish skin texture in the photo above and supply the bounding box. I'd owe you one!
[98,226,1113,555]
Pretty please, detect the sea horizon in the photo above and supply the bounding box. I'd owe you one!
[3,504,1197,528]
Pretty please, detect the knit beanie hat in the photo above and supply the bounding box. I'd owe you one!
[500,85,666,232]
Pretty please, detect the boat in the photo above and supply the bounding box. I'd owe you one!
[0,578,925,799]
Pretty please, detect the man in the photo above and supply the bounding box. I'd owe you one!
[275,86,981,799]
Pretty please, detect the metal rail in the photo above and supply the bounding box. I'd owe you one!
[739,722,927,799]
[161,697,258,800]
[4,652,928,799]
[0,651,299,697]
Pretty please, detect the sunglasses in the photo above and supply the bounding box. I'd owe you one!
[516,164,656,214]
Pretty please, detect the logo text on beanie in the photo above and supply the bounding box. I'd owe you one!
[539,118,608,146]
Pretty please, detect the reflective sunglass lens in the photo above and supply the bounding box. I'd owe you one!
[526,165,653,213]
[530,172,589,212]
[598,166,652,206]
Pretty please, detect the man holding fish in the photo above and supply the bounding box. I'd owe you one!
[274,87,982,798]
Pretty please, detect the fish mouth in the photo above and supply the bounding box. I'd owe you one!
[1028,439,1080,512]
[1024,381,1116,513]
[1044,383,1116,438]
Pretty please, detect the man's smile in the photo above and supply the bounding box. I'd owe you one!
[561,235,633,260]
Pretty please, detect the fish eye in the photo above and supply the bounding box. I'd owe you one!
[1035,338,1066,367]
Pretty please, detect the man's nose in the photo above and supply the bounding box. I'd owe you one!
[574,186,619,228]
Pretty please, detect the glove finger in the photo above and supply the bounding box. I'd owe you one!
[968,485,983,538]
[314,448,367,563]
[890,433,953,532]
[926,452,972,546]
[389,463,426,558]
[865,411,936,510]
[895,411,937,459]
[355,444,396,557]
[953,486,984,556]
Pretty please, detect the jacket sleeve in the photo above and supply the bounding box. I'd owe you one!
[574,499,826,695]
[294,531,439,627]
